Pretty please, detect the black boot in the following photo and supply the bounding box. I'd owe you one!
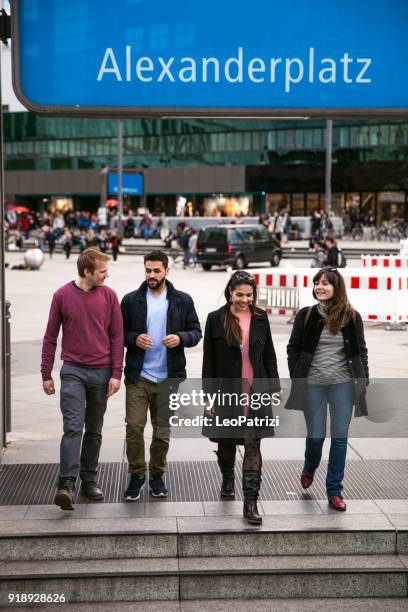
[243,470,262,525]
[215,444,236,498]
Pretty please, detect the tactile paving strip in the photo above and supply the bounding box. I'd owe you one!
[0,460,407,505]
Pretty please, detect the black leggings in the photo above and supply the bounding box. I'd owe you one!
[218,438,262,472]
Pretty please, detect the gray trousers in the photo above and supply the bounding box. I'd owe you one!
[59,363,111,482]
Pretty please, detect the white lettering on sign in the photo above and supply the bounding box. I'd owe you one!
[319,58,336,83]
[135,57,154,82]
[179,58,197,82]
[356,59,372,83]
[96,47,373,92]
[97,48,123,81]
[225,47,244,83]
[248,58,266,83]
[285,58,304,93]
[202,57,220,83]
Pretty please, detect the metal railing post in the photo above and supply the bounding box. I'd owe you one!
[5,300,10,432]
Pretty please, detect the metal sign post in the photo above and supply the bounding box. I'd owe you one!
[0,7,10,453]
[325,120,333,215]
[116,119,123,236]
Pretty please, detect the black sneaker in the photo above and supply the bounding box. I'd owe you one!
[54,477,76,511]
[124,474,146,501]
[149,473,168,497]
[80,480,104,502]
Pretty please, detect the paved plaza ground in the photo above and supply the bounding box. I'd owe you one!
[2,247,407,466]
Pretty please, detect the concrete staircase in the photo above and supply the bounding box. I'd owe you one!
[0,514,407,607]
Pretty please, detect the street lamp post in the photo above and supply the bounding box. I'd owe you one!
[0,6,11,451]
[325,119,333,215]
[117,119,124,235]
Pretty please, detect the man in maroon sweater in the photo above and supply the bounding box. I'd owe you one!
[41,248,124,511]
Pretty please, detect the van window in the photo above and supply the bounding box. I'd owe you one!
[230,229,244,243]
[257,227,270,240]
[238,228,256,241]
[199,228,227,244]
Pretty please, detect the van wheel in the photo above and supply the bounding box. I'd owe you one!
[270,252,281,267]
[233,255,247,270]
[202,264,212,271]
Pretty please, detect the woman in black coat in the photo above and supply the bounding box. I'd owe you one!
[286,268,369,511]
[202,271,280,524]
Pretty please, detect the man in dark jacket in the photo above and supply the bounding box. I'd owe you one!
[121,250,202,501]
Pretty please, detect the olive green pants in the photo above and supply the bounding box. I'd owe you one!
[125,377,171,476]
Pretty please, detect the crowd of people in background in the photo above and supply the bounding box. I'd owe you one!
[5,208,133,260]
[258,209,298,242]
[4,207,204,268]
[5,204,408,262]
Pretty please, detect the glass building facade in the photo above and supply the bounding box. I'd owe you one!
[4,113,408,221]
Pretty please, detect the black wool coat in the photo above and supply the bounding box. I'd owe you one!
[202,305,281,441]
[285,305,369,416]
[121,280,202,382]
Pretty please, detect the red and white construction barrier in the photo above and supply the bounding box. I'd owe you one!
[251,267,408,324]
[362,255,408,268]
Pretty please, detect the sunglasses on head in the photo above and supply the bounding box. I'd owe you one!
[321,267,339,273]
[232,271,255,282]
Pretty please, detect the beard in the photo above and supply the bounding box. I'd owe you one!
[147,276,166,289]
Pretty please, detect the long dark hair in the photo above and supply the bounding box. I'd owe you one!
[312,268,354,334]
[224,271,257,346]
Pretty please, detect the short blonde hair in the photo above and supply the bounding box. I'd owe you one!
[77,248,111,277]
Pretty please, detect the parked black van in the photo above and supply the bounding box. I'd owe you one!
[197,224,282,271]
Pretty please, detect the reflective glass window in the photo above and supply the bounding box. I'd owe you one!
[277,131,285,148]
[285,130,295,148]
[295,129,304,148]
[267,131,276,150]
[291,193,305,215]
[312,129,322,147]
[338,127,349,147]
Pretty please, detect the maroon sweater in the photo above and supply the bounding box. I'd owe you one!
[41,282,124,381]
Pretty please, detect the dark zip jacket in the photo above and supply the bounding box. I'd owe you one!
[285,305,369,416]
[121,280,202,382]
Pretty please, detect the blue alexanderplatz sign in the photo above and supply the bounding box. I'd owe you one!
[11,0,408,117]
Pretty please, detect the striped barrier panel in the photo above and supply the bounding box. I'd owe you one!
[251,267,408,324]
[362,255,408,268]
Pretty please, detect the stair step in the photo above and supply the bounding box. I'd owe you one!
[0,555,406,602]
[13,600,407,611]
[0,517,178,561]
[1,554,405,579]
[181,599,408,611]
[22,599,407,611]
[179,568,407,600]
[180,554,407,572]
[177,515,398,557]
[1,515,404,561]
[0,557,179,579]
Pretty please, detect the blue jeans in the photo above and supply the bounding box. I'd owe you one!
[303,382,353,498]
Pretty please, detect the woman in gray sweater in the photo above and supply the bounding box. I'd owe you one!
[285,268,369,511]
